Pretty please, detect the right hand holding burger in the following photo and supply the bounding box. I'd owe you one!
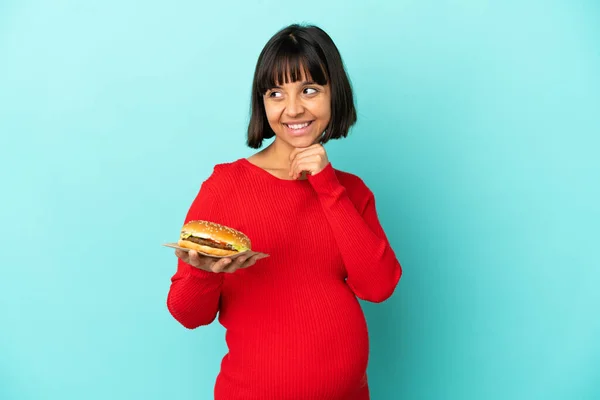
[175,220,267,273]
[175,248,264,273]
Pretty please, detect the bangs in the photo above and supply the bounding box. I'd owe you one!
[257,37,329,94]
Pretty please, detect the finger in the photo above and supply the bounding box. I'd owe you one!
[291,156,313,179]
[222,261,240,273]
[288,144,321,171]
[289,146,324,173]
[175,249,190,263]
[224,253,262,272]
[222,254,251,273]
[241,253,265,268]
[211,258,233,273]
[189,250,210,269]
[289,147,305,163]
[187,250,199,264]
[235,255,251,267]
[292,157,320,179]
[292,146,324,161]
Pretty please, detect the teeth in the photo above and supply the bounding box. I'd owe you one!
[287,122,310,130]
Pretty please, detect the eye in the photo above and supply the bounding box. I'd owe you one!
[304,87,318,95]
[268,91,282,98]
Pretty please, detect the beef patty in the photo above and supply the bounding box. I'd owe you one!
[185,236,236,251]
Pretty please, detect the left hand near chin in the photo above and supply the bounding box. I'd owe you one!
[289,144,329,180]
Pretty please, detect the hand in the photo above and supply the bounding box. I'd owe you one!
[175,249,266,273]
[289,144,329,180]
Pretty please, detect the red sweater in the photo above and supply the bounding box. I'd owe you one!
[167,158,402,400]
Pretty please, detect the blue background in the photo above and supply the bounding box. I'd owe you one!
[1,1,599,399]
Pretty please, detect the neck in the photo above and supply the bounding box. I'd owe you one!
[258,138,310,180]
[265,138,297,169]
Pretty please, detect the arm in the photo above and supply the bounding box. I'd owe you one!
[166,181,223,328]
[308,163,402,303]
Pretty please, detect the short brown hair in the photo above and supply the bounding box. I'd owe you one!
[247,24,357,149]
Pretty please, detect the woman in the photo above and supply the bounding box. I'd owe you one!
[167,24,402,400]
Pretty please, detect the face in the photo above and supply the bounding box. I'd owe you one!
[263,74,331,148]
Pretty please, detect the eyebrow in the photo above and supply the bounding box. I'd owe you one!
[270,80,319,89]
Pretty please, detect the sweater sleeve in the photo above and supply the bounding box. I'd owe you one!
[307,163,402,303]
[166,180,224,329]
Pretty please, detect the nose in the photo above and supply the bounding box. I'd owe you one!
[285,96,305,117]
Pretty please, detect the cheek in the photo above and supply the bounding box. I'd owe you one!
[264,104,282,125]
[311,96,331,120]
[315,102,331,124]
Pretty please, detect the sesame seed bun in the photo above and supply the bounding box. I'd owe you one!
[177,220,251,257]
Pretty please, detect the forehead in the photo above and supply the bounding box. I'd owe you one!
[258,50,328,93]
[274,70,316,87]
[273,63,314,85]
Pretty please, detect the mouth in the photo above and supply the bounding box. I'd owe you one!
[283,121,314,136]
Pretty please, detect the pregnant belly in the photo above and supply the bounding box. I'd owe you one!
[216,281,370,400]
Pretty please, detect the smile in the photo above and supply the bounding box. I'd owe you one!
[284,121,313,130]
[283,120,314,137]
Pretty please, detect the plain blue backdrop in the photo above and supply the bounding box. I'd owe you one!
[1,1,599,399]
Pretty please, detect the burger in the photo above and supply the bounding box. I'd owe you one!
[177,220,251,257]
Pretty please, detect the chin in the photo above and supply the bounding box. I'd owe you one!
[286,133,321,146]
[290,136,316,146]
[274,129,321,148]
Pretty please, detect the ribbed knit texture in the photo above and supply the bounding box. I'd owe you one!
[167,158,402,400]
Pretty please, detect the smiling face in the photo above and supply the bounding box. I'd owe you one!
[247,26,357,150]
[263,72,331,148]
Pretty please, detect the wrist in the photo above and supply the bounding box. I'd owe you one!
[307,162,341,194]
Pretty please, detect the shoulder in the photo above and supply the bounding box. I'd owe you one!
[201,158,248,195]
[210,159,246,178]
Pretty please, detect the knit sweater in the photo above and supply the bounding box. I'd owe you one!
[167,158,402,400]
